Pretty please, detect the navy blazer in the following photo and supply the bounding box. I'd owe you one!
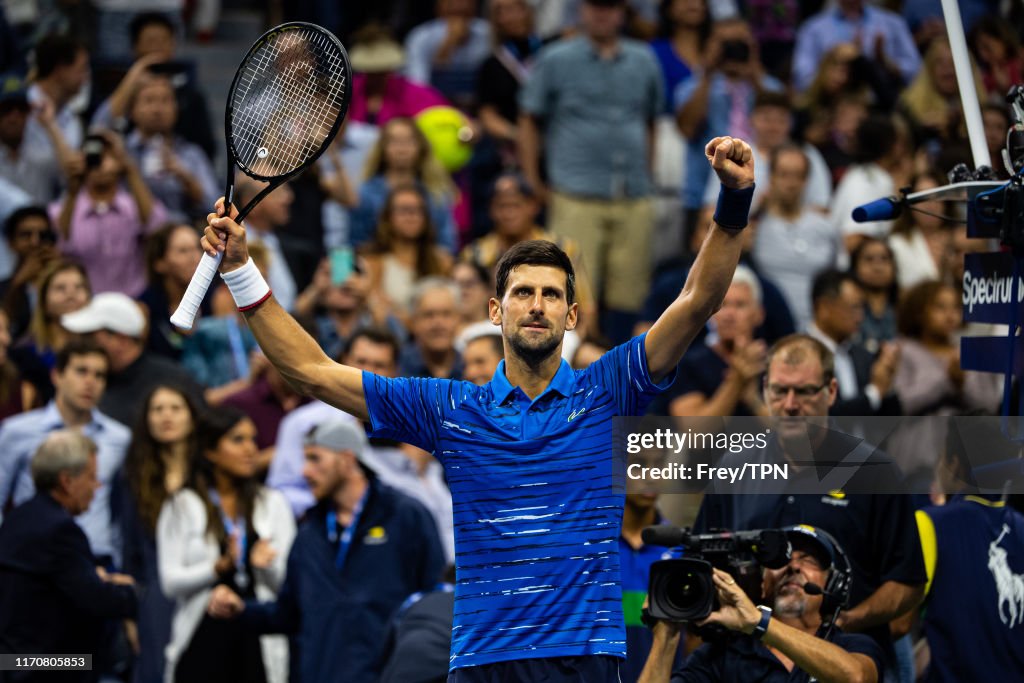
[0,493,137,682]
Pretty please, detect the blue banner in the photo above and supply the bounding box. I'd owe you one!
[961,335,1024,377]
[961,252,1024,324]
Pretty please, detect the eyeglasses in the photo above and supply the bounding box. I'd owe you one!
[765,383,827,401]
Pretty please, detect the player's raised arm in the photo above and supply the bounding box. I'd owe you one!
[645,136,755,382]
[202,200,369,421]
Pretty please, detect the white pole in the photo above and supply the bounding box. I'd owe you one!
[940,0,991,169]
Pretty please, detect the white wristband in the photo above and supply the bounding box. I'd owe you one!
[221,258,271,311]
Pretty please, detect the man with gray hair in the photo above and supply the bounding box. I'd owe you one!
[0,430,137,668]
[399,276,464,379]
[669,264,769,417]
[208,418,444,683]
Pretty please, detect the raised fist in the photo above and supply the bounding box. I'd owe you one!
[704,136,755,190]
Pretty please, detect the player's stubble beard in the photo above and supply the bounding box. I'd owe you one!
[506,316,563,368]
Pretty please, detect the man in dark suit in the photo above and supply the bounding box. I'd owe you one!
[0,431,137,681]
[806,270,901,417]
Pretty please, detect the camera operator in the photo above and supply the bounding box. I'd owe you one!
[639,526,883,683]
[693,334,926,680]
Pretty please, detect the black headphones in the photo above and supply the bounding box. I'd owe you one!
[812,527,853,629]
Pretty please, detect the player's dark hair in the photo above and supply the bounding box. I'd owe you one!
[340,326,402,365]
[55,338,109,373]
[130,12,175,47]
[3,206,52,242]
[495,240,576,305]
[34,34,84,80]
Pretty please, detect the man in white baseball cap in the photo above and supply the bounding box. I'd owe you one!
[62,292,203,426]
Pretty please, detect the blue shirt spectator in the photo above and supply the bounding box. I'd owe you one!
[792,2,921,92]
[619,510,683,683]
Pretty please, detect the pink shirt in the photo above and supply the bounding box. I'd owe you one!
[50,188,168,296]
[348,73,448,126]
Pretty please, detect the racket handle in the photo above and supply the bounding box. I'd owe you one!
[170,251,223,330]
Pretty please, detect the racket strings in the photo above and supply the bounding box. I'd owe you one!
[230,27,347,178]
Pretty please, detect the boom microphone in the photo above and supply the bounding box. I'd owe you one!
[802,582,825,595]
[852,196,903,223]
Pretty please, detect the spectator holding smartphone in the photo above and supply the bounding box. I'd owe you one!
[92,12,216,162]
[50,130,167,298]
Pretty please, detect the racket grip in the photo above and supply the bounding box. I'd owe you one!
[170,251,223,330]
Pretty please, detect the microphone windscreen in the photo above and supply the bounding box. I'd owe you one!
[641,526,686,547]
[852,197,900,223]
[802,582,825,595]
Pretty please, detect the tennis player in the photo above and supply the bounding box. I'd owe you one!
[200,136,755,682]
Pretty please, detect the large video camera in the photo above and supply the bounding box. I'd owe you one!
[642,526,790,622]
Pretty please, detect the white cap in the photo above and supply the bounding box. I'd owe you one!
[61,292,146,338]
[455,321,502,354]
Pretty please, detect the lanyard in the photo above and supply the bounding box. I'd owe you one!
[209,489,248,585]
[326,489,369,571]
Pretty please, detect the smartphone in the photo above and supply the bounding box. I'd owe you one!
[330,247,354,286]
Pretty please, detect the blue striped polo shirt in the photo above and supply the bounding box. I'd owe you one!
[362,334,672,670]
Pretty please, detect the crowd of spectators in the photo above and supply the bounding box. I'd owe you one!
[1,0,1023,682]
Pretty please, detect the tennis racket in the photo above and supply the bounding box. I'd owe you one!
[170,22,351,329]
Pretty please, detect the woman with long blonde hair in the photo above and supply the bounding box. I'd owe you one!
[900,37,985,144]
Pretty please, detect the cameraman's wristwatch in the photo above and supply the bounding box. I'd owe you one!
[751,605,772,639]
